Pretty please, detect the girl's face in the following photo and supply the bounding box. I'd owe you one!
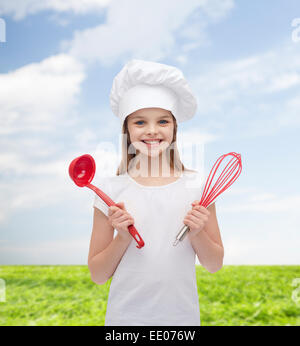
[127,107,174,157]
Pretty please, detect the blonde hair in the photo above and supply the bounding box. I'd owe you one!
[116,113,196,176]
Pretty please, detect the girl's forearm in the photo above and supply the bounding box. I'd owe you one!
[188,230,224,273]
[89,234,132,284]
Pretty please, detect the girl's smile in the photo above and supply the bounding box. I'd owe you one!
[141,139,163,149]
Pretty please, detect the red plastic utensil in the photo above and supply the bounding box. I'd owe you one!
[173,152,242,246]
[68,154,145,249]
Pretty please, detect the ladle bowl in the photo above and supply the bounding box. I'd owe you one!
[68,154,144,249]
[69,154,96,187]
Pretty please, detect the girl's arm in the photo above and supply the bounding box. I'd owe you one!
[88,207,132,284]
[185,202,224,273]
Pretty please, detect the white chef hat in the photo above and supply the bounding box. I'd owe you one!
[110,59,197,127]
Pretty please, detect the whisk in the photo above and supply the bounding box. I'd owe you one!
[173,152,242,246]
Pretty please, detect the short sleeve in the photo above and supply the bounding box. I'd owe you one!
[93,178,111,217]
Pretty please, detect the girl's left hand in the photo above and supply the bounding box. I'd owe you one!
[183,200,210,238]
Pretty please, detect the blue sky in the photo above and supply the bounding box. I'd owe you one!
[0,0,299,265]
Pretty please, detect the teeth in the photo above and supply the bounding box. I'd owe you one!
[143,140,161,144]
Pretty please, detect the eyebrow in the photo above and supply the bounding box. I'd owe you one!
[131,115,172,120]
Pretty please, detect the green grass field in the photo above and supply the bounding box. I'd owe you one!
[0,265,299,326]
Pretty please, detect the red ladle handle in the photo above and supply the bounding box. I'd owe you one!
[87,183,144,249]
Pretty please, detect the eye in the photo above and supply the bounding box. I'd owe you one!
[134,119,169,125]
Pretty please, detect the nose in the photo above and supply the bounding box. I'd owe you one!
[146,123,159,135]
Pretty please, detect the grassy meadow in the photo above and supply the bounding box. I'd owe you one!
[0,265,299,326]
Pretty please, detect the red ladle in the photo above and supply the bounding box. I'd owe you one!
[68,154,145,249]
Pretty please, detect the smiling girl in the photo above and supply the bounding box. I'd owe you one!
[88,59,224,326]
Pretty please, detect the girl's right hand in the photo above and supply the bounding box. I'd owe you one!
[108,202,134,241]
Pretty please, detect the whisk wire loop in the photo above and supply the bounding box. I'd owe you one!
[173,152,242,246]
[199,152,242,208]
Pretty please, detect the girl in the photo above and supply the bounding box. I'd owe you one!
[88,60,224,326]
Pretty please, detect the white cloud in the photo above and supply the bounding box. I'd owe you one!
[277,94,300,127]
[248,193,277,202]
[177,129,218,146]
[0,53,90,226]
[223,235,300,265]
[190,41,300,135]
[192,45,300,113]
[215,189,300,264]
[0,151,86,222]
[0,236,90,264]
[219,192,300,213]
[0,126,113,223]
[0,53,85,134]
[175,55,188,65]
[0,51,98,224]
[0,0,110,20]
[63,0,234,65]
[223,186,257,196]
[267,73,300,92]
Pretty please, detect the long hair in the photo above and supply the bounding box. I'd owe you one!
[116,113,196,176]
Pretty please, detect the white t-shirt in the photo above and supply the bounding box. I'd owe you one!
[93,170,205,326]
